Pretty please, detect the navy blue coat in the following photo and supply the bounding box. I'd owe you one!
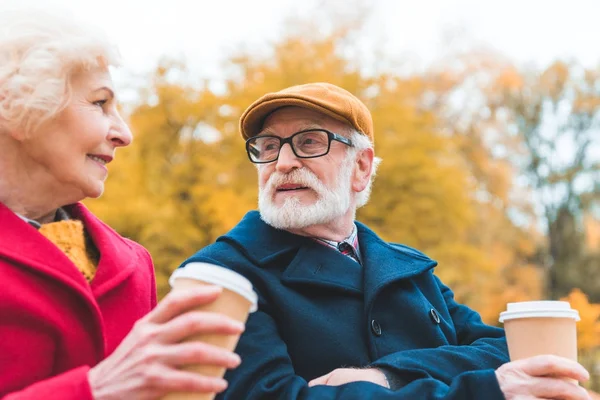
[181,211,509,399]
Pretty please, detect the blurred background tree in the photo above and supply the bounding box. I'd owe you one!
[485,61,600,300]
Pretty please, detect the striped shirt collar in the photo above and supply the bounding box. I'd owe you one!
[313,224,362,264]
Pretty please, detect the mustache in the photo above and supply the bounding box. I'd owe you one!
[266,168,322,192]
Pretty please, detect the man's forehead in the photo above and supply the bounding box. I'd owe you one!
[260,106,350,134]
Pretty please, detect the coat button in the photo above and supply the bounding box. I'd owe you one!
[371,319,382,336]
[430,308,441,324]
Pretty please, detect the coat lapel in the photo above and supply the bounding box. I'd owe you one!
[357,223,438,310]
[67,203,141,299]
[281,241,362,294]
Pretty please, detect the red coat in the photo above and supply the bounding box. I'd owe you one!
[0,202,157,399]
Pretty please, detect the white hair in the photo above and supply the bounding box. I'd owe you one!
[347,129,382,208]
[0,5,120,136]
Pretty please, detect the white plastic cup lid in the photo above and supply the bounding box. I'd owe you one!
[499,301,580,323]
[170,262,258,312]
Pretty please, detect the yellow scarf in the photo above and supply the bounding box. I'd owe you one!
[39,220,100,282]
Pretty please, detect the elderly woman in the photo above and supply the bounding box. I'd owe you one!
[0,8,243,400]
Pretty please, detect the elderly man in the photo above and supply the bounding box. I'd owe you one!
[179,83,591,400]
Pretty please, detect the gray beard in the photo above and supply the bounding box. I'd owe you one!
[258,159,355,230]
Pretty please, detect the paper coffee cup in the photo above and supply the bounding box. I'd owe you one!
[499,301,580,362]
[163,262,258,400]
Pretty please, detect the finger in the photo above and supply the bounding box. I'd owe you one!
[157,311,245,343]
[156,341,242,369]
[146,286,223,324]
[519,355,590,382]
[528,376,591,400]
[308,372,332,387]
[141,363,229,394]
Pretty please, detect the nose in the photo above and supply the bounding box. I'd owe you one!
[108,112,133,147]
[275,143,302,173]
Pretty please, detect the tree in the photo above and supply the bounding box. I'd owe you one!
[486,61,600,300]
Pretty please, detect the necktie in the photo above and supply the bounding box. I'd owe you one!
[338,241,360,264]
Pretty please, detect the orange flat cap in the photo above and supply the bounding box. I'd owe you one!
[239,82,374,144]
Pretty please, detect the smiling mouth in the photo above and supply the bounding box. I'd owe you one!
[88,155,108,165]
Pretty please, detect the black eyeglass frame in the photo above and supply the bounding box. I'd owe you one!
[245,129,354,164]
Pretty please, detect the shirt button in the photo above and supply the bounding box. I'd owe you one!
[371,319,382,336]
[430,308,441,324]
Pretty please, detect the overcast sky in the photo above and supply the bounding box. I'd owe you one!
[6,0,600,102]
[18,0,600,78]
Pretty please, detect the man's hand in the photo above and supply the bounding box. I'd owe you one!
[308,368,389,388]
[496,355,591,400]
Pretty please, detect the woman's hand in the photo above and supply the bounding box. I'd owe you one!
[88,286,245,400]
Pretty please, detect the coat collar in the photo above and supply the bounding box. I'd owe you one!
[0,202,141,300]
[219,211,438,297]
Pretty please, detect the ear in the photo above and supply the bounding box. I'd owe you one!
[351,147,374,194]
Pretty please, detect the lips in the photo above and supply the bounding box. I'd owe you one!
[87,154,113,165]
[276,184,309,192]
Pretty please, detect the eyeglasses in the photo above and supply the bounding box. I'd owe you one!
[246,129,354,164]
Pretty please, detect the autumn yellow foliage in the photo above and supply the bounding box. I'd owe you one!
[561,289,600,352]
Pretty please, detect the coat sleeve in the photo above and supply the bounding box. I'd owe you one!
[217,290,505,400]
[1,366,94,400]
[369,275,509,386]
